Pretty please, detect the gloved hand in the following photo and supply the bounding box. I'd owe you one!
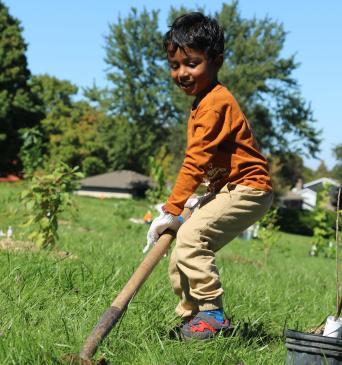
[143,210,183,254]
[184,195,201,209]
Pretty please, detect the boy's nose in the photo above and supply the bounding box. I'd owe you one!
[178,66,189,79]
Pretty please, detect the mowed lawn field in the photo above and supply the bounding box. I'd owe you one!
[0,182,338,364]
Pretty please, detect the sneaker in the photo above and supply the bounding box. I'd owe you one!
[169,314,196,340]
[180,311,230,340]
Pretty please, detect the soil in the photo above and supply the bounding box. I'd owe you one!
[226,253,263,269]
[0,238,38,252]
[306,324,325,335]
[0,238,78,259]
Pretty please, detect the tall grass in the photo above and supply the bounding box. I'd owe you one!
[0,182,337,364]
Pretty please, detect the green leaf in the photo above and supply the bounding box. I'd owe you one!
[21,190,31,199]
[39,217,50,229]
[25,200,35,210]
[35,234,46,248]
[21,217,35,227]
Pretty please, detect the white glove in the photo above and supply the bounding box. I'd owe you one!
[143,211,183,254]
[184,195,201,209]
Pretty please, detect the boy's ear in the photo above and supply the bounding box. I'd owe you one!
[214,54,224,70]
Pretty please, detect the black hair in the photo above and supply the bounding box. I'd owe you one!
[163,12,224,59]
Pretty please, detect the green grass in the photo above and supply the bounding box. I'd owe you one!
[0,182,338,364]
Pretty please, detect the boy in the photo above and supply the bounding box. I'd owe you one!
[146,12,273,340]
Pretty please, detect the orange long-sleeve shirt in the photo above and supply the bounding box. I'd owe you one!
[164,83,272,216]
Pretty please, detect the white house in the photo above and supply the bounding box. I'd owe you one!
[281,177,340,211]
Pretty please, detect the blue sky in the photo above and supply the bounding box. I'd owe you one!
[5,0,342,170]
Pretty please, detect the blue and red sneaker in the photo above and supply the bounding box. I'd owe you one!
[180,310,230,340]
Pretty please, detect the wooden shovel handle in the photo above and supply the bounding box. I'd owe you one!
[80,209,190,360]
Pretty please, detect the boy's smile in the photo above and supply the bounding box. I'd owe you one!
[167,47,222,97]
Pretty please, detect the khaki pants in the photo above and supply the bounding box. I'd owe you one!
[169,183,273,318]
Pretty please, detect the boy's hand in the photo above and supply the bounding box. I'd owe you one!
[143,211,183,253]
[184,195,201,209]
[184,193,213,211]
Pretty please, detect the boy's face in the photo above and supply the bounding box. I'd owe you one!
[167,47,222,97]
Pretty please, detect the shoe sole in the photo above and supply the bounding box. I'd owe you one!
[180,326,236,341]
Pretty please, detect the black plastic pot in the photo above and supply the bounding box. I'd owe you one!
[285,329,342,364]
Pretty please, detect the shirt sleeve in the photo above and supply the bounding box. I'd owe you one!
[164,108,227,215]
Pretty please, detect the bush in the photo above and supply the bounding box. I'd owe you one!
[21,162,83,248]
[146,156,169,203]
[277,208,336,236]
[82,156,106,177]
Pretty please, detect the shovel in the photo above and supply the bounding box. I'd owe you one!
[79,230,175,361]
[75,207,192,363]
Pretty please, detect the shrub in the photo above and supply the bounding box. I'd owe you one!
[278,208,314,236]
[146,156,169,204]
[277,207,336,236]
[82,156,106,177]
[255,208,280,266]
[21,162,83,248]
[310,184,336,257]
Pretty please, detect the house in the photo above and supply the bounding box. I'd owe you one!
[280,191,304,209]
[0,174,20,182]
[281,177,340,211]
[76,170,152,199]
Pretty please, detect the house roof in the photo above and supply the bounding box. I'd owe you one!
[80,170,151,190]
[281,191,303,201]
[0,174,20,182]
[303,177,340,189]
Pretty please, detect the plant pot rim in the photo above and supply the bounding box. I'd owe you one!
[286,329,342,345]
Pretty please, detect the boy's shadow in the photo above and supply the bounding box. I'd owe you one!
[238,321,283,345]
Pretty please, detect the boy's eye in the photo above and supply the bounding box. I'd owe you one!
[188,63,197,68]
[168,63,179,70]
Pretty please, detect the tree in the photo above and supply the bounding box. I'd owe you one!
[331,144,342,183]
[218,2,320,157]
[333,144,342,162]
[30,74,77,115]
[42,99,108,171]
[267,152,318,202]
[30,74,108,175]
[315,160,330,178]
[275,152,315,185]
[0,2,42,174]
[18,126,45,175]
[276,153,306,188]
[104,8,179,173]
[167,2,321,164]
